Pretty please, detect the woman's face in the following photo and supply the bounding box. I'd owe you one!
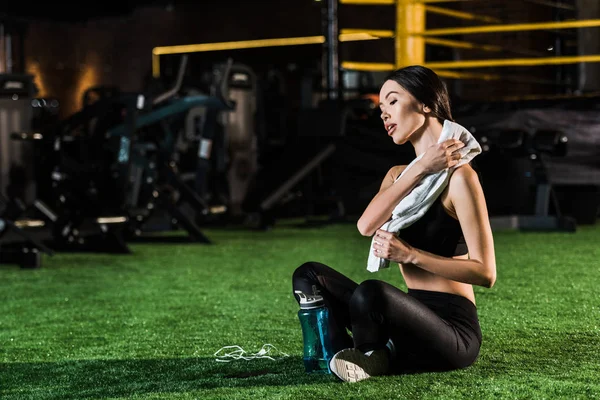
[378,79,426,145]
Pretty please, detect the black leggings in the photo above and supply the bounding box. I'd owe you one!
[292,261,482,373]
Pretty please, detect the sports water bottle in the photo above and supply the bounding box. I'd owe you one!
[295,290,333,373]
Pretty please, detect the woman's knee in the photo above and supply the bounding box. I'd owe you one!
[349,279,387,312]
[292,261,322,282]
[292,261,335,293]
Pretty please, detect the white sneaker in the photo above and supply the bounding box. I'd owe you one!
[329,348,389,383]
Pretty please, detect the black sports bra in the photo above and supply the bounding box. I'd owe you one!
[396,195,468,257]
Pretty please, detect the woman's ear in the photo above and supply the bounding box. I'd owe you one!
[422,104,431,113]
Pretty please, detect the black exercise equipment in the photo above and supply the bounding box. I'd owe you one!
[82,86,122,107]
[106,56,236,243]
[0,193,53,268]
[487,128,576,232]
[1,73,129,254]
[9,55,237,250]
[8,68,148,253]
[0,73,38,205]
[26,91,140,253]
[242,97,392,229]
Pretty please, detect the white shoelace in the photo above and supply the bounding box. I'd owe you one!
[214,344,289,362]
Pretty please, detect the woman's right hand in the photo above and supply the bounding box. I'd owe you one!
[418,139,465,174]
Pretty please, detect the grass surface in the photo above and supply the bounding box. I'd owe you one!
[1,220,599,399]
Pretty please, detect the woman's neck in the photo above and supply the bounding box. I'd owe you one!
[410,117,445,157]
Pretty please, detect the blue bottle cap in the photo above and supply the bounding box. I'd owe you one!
[295,290,325,310]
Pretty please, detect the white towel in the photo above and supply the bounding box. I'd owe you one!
[367,120,482,272]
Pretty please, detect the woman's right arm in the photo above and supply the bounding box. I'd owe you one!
[357,164,426,236]
[357,139,465,237]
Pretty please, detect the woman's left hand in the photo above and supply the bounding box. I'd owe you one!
[372,229,414,264]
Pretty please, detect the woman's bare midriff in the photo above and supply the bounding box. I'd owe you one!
[399,187,476,306]
[400,258,476,306]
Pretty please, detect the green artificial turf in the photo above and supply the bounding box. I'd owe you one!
[1,220,599,399]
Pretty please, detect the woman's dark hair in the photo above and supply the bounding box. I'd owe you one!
[382,65,453,123]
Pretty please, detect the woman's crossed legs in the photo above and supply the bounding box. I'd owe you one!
[292,261,481,381]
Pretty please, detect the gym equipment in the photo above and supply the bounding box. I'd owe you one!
[241,100,348,229]
[222,63,258,219]
[9,55,238,250]
[0,73,37,204]
[8,67,150,253]
[105,56,236,242]
[32,89,141,253]
[242,97,396,229]
[487,128,576,232]
[0,193,53,268]
[1,73,132,253]
[179,60,259,223]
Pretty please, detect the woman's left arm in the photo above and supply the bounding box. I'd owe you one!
[373,166,497,288]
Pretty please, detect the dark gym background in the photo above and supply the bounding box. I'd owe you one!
[0,0,599,261]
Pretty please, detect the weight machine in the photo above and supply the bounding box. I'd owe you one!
[485,128,576,232]
[106,56,236,243]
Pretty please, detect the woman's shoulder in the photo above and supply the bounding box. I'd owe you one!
[451,163,478,181]
[448,163,484,199]
[387,165,408,181]
[378,165,409,192]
